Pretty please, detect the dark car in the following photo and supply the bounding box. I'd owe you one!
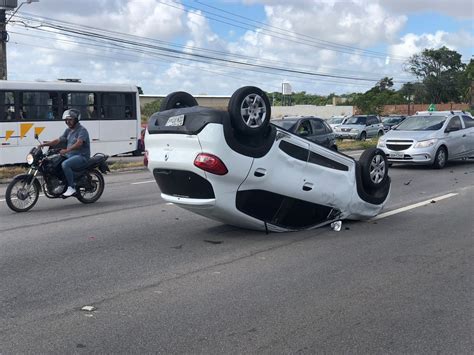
[272,116,338,151]
[382,115,406,132]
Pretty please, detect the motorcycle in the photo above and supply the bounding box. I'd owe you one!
[6,142,110,212]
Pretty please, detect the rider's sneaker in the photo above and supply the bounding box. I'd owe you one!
[63,186,76,197]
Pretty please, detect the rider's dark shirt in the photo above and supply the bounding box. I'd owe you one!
[59,124,90,159]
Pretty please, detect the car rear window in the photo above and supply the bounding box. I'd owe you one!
[272,120,297,130]
[346,116,366,125]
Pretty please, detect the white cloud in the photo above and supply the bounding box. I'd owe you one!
[389,30,474,59]
[5,0,473,96]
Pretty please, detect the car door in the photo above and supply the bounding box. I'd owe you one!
[237,131,309,227]
[294,140,355,223]
[444,116,464,159]
[461,115,474,157]
[309,118,329,147]
[366,116,378,137]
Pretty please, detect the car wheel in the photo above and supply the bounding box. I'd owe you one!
[432,146,447,169]
[160,91,198,111]
[359,147,388,189]
[330,145,338,151]
[228,86,271,136]
[359,131,367,141]
[377,130,384,138]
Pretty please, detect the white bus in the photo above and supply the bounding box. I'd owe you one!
[0,80,141,165]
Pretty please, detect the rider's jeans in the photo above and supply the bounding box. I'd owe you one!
[61,155,88,188]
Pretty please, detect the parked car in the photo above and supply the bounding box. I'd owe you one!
[381,115,406,132]
[326,115,348,130]
[377,111,474,169]
[145,86,391,232]
[272,116,338,151]
[333,115,384,140]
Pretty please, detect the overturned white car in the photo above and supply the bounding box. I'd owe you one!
[145,87,390,232]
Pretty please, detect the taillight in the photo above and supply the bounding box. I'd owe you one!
[194,153,228,175]
[144,150,149,167]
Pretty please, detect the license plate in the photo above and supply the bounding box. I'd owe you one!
[391,152,404,159]
[165,114,185,127]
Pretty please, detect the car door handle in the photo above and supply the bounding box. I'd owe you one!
[302,182,313,191]
[254,168,267,177]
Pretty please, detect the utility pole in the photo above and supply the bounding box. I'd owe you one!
[0,0,39,80]
[0,8,7,80]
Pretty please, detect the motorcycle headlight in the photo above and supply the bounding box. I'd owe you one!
[414,139,437,148]
[26,154,34,165]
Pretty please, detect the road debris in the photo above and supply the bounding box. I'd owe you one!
[81,306,96,312]
[330,221,342,232]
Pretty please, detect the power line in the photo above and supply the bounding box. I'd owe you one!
[9,13,413,84]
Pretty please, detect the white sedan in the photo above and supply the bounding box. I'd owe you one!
[145,87,391,232]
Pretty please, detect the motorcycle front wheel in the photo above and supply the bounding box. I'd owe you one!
[6,174,41,212]
[76,170,105,204]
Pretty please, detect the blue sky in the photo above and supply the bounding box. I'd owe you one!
[5,0,474,95]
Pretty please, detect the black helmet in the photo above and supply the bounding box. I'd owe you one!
[62,109,81,121]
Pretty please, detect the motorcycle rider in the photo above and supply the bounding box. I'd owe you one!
[39,109,90,197]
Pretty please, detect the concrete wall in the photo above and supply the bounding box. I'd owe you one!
[271,105,353,119]
[379,103,470,116]
[140,95,353,119]
[140,95,230,111]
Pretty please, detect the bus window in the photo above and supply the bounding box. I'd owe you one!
[100,93,134,119]
[20,92,59,120]
[1,91,15,121]
[62,92,97,120]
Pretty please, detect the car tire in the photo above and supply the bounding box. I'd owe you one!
[330,145,338,151]
[377,130,384,137]
[432,146,447,169]
[228,86,271,136]
[359,147,388,189]
[359,131,367,141]
[160,91,198,111]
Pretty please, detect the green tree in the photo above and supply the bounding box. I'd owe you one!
[141,99,162,123]
[406,46,466,103]
[375,77,394,91]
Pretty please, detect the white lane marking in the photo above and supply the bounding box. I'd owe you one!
[130,180,155,185]
[0,194,45,202]
[372,193,458,220]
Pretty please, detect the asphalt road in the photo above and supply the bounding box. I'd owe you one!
[0,159,473,353]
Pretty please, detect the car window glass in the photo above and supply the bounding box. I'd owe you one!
[297,120,313,135]
[447,116,462,131]
[397,115,446,131]
[462,115,474,128]
[310,119,326,135]
[323,121,332,133]
[346,116,366,125]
